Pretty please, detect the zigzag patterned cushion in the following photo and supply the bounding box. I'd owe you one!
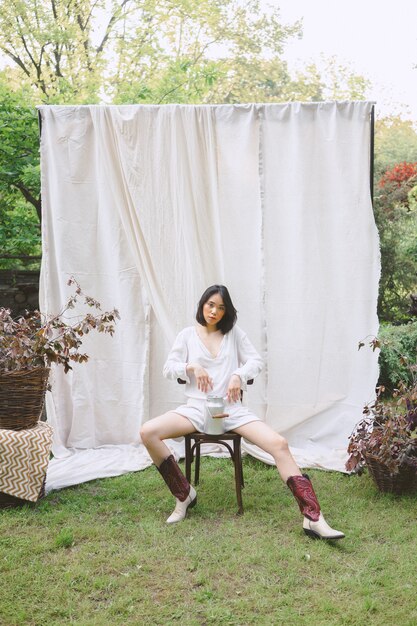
[0,422,53,502]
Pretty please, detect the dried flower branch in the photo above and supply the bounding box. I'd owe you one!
[0,277,120,374]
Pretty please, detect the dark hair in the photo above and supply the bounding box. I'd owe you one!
[195,285,237,334]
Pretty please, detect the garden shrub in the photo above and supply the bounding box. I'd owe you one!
[378,320,417,391]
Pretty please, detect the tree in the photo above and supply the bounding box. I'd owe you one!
[286,56,371,103]
[0,76,41,267]
[374,162,417,323]
[372,119,417,322]
[374,116,417,179]
[0,0,113,102]
[109,0,304,104]
[111,11,371,105]
[0,0,303,104]
[0,78,40,217]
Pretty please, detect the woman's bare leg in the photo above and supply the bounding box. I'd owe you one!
[233,421,301,483]
[140,411,197,466]
[234,421,345,539]
[140,412,198,524]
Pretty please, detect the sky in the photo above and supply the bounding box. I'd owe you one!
[268,0,417,121]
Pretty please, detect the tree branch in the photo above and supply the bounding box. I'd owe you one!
[0,46,31,77]
[79,0,102,31]
[96,0,131,55]
[12,182,42,223]
[16,18,42,79]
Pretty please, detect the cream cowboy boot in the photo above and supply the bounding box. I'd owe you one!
[287,474,345,540]
[157,455,197,524]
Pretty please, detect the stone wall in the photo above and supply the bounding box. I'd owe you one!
[0,270,40,316]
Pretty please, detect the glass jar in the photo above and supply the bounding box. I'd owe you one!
[204,395,226,435]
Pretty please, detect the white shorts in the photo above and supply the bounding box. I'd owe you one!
[172,398,261,433]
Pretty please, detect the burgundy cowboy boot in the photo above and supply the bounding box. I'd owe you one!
[157,455,197,524]
[287,474,345,540]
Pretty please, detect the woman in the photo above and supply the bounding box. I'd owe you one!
[140,285,344,540]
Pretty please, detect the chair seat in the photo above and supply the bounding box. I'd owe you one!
[184,431,244,515]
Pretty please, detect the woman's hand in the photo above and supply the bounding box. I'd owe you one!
[187,363,213,393]
[227,374,241,403]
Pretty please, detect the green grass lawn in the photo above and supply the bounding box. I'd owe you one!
[1,457,416,626]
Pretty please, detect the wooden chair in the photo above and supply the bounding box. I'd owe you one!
[184,431,244,515]
[178,379,253,515]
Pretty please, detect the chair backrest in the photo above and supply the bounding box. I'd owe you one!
[177,378,253,385]
[177,378,253,402]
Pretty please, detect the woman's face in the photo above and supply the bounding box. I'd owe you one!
[202,292,226,329]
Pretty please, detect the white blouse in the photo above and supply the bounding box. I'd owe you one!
[163,325,263,401]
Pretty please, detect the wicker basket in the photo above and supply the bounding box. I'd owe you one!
[0,367,49,430]
[365,453,417,495]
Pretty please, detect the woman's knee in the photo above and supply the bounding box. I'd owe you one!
[271,433,289,456]
[140,420,158,445]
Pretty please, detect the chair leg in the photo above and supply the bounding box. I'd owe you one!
[194,442,201,485]
[186,434,244,514]
[233,439,244,515]
[185,435,192,483]
[235,436,244,489]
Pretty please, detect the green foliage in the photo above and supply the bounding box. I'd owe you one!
[374,163,417,323]
[347,327,417,476]
[303,56,371,101]
[111,0,303,105]
[0,75,40,225]
[375,116,417,179]
[373,124,417,326]
[0,202,41,269]
[0,1,372,107]
[0,75,41,262]
[0,0,107,103]
[378,321,417,390]
[375,201,417,323]
[0,81,39,193]
[0,0,304,105]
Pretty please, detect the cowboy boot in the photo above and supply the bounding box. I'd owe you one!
[157,455,197,524]
[287,474,345,540]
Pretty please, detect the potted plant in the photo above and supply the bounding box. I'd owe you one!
[0,277,119,431]
[346,337,417,494]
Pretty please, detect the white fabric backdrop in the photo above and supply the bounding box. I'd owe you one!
[38,102,380,492]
